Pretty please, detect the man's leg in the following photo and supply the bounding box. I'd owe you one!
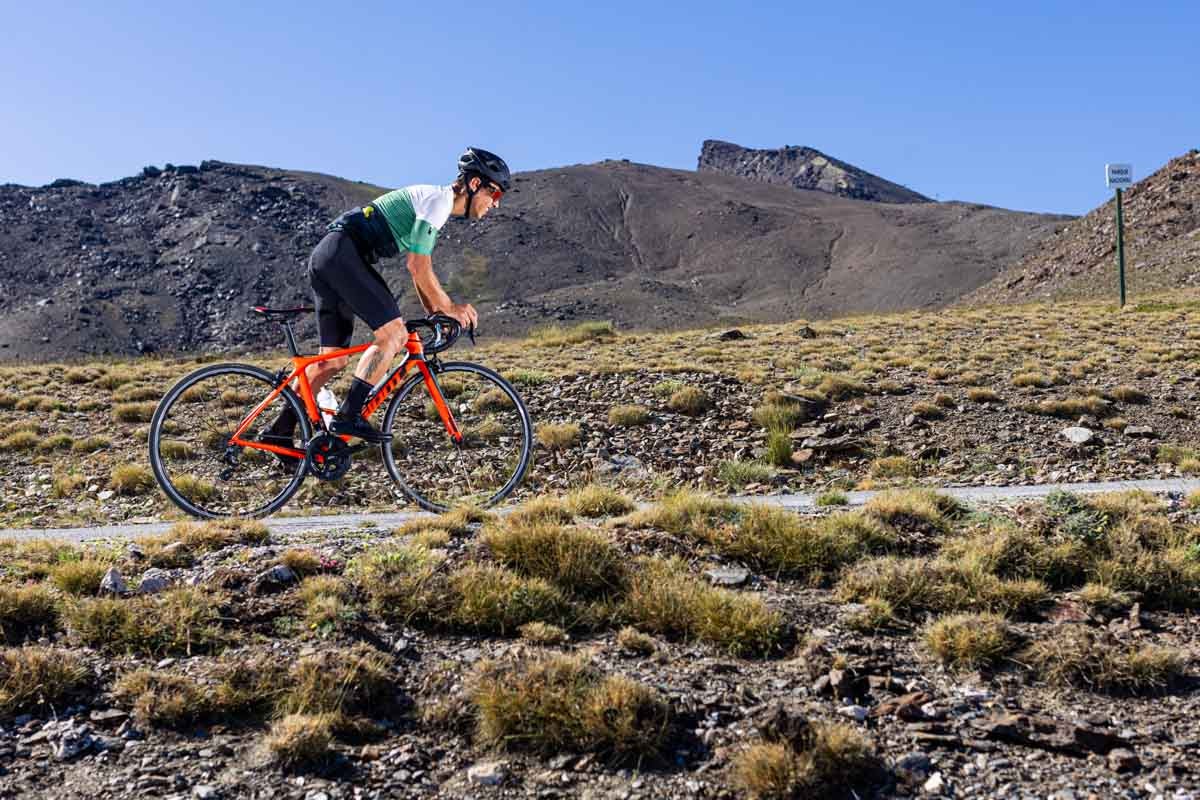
[260,234,353,453]
[330,317,407,442]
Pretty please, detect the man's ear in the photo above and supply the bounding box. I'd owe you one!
[469,176,482,192]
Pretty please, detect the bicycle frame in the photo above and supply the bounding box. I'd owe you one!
[227,330,463,460]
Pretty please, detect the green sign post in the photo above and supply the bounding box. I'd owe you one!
[1115,187,1126,307]
[1106,163,1132,306]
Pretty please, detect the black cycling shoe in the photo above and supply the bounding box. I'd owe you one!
[256,408,302,469]
[329,414,392,444]
[256,431,303,469]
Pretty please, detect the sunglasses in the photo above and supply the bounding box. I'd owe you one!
[484,183,504,202]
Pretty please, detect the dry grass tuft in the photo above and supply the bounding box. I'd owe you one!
[536,422,581,450]
[967,388,1001,403]
[626,490,741,539]
[837,555,1049,620]
[108,465,155,495]
[1021,627,1184,694]
[923,612,1016,669]
[483,521,627,598]
[717,460,778,490]
[623,558,784,657]
[0,431,38,451]
[564,484,635,517]
[526,321,616,347]
[732,723,883,799]
[616,626,658,656]
[0,584,61,644]
[50,560,110,596]
[277,549,324,577]
[519,621,569,646]
[67,586,226,656]
[278,643,395,717]
[864,489,962,534]
[112,401,157,423]
[607,404,651,427]
[449,565,571,635]
[472,654,671,761]
[264,713,336,769]
[666,386,713,415]
[113,670,208,727]
[0,647,91,717]
[870,455,919,478]
[1110,385,1150,404]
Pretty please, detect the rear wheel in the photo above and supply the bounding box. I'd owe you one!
[381,362,533,512]
[148,363,311,518]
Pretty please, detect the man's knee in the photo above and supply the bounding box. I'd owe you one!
[324,355,351,373]
[373,325,407,355]
[307,353,349,381]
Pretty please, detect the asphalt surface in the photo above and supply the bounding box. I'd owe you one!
[3,477,1197,543]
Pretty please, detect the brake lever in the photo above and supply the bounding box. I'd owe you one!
[467,324,476,346]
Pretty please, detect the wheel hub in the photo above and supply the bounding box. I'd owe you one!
[305,434,352,481]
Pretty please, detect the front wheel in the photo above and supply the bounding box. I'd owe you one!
[381,362,533,512]
[148,363,312,518]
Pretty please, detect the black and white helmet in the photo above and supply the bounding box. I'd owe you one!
[457,147,512,192]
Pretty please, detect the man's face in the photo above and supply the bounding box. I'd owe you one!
[469,177,503,219]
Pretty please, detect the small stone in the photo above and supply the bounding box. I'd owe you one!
[138,568,172,595]
[89,709,129,726]
[100,567,127,595]
[836,704,868,722]
[468,760,508,785]
[1060,427,1094,445]
[97,489,115,501]
[192,786,221,800]
[54,725,94,761]
[249,564,298,595]
[897,751,933,777]
[1107,748,1141,773]
[704,566,750,587]
[1125,425,1155,438]
[923,772,945,794]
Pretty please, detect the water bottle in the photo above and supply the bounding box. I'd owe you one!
[316,387,338,426]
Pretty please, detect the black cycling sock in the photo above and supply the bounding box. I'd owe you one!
[336,377,373,420]
[266,404,299,437]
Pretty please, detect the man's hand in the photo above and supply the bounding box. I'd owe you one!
[444,302,478,330]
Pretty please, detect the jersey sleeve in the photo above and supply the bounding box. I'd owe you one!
[406,188,453,254]
[405,219,440,255]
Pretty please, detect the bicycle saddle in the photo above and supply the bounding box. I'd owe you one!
[250,305,314,321]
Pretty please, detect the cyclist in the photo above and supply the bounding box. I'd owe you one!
[261,147,511,450]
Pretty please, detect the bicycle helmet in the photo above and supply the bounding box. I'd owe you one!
[458,147,512,192]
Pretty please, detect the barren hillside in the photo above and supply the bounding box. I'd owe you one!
[0,160,1069,361]
[968,149,1200,304]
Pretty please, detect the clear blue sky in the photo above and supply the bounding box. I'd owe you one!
[2,0,1196,215]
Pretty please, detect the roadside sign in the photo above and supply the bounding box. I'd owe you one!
[1106,163,1132,188]
[1104,163,1132,306]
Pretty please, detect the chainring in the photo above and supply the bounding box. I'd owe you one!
[305,433,353,481]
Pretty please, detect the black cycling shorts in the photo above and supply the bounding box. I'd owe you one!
[308,231,403,348]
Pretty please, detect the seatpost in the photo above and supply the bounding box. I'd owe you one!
[283,322,300,356]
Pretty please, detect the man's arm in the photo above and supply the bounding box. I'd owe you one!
[407,252,478,327]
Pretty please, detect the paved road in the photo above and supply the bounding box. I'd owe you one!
[3,477,1197,543]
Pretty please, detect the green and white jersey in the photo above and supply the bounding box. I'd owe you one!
[370,184,454,256]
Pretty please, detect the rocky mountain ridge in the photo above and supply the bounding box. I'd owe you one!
[698,139,931,204]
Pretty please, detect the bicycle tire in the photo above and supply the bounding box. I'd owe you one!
[148,363,312,519]
[380,361,533,513]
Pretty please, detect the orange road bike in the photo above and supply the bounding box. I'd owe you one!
[148,307,533,518]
